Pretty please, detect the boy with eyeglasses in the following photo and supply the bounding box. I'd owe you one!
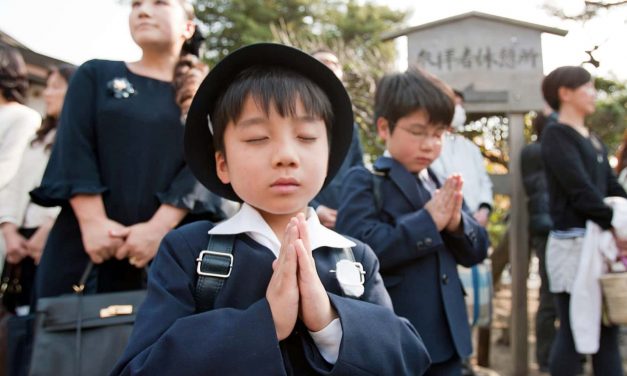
[336,68,489,375]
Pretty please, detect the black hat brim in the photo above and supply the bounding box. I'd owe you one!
[184,43,354,202]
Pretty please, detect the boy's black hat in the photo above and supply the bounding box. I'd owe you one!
[184,43,354,202]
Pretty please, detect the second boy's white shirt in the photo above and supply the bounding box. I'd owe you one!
[208,203,356,364]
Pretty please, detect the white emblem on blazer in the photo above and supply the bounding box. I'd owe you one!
[331,260,366,298]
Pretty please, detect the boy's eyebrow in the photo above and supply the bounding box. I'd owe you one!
[402,122,430,129]
[235,114,322,128]
[235,116,267,128]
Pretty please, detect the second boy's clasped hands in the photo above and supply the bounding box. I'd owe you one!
[424,174,464,233]
[266,213,338,341]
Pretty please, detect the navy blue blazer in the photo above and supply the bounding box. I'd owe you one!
[335,157,489,363]
[111,220,430,375]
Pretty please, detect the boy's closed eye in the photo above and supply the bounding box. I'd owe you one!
[244,135,269,144]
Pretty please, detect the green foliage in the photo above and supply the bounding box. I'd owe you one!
[194,0,408,163]
[195,0,321,63]
[194,0,407,71]
[487,194,510,248]
[587,76,627,153]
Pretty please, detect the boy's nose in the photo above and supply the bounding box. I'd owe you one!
[272,140,300,168]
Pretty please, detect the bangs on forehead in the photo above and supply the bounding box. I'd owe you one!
[212,66,334,151]
[222,66,332,124]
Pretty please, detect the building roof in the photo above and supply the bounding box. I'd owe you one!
[381,11,568,41]
[1,29,75,84]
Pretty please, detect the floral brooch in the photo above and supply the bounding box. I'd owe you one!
[107,77,136,99]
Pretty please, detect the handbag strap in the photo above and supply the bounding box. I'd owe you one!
[194,235,235,313]
[74,262,92,376]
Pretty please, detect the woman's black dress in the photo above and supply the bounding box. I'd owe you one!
[30,60,223,298]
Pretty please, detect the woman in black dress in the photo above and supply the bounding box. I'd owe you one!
[31,0,224,297]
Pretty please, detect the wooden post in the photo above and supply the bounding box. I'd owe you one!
[508,112,529,376]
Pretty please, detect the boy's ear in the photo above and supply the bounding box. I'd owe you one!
[215,151,231,184]
[376,117,390,141]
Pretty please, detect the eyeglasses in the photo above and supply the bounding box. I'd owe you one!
[395,125,445,145]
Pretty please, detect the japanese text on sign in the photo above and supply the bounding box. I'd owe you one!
[416,47,540,71]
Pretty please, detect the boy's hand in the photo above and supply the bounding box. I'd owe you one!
[293,213,338,332]
[266,220,300,341]
[316,205,337,228]
[424,177,457,231]
[445,175,464,234]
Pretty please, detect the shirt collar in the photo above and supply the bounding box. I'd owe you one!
[208,203,355,257]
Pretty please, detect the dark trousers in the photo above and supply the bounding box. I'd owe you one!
[424,354,462,376]
[550,293,623,376]
[532,235,556,368]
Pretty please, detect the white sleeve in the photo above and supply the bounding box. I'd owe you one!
[472,142,493,208]
[0,110,40,189]
[308,318,342,364]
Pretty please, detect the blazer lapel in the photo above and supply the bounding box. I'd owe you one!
[374,157,424,210]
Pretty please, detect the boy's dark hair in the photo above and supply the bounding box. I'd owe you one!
[211,65,334,153]
[0,43,29,104]
[374,68,455,132]
[542,66,591,111]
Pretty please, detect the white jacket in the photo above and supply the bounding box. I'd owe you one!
[571,196,627,353]
[430,133,493,213]
[0,103,41,189]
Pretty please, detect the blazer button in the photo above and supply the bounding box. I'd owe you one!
[442,274,449,284]
[425,237,432,246]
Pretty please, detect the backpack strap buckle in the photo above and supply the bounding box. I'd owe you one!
[196,251,233,278]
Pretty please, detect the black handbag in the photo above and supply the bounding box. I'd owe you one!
[29,263,146,376]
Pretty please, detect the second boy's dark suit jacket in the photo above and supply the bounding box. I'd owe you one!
[336,156,489,363]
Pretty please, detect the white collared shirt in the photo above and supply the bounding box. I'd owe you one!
[209,203,355,364]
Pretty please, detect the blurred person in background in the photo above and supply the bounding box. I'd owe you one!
[431,90,493,227]
[0,65,76,313]
[0,43,41,191]
[541,66,626,376]
[309,48,364,229]
[0,65,76,376]
[520,111,556,373]
[614,129,627,192]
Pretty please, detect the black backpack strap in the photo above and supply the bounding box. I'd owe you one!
[333,247,356,264]
[194,234,235,313]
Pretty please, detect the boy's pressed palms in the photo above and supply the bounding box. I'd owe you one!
[267,220,300,341]
[293,214,338,332]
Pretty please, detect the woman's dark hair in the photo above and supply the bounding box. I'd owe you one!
[32,64,77,150]
[0,43,29,104]
[532,112,549,141]
[542,66,591,112]
[616,129,627,174]
[211,65,334,154]
[374,68,455,131]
